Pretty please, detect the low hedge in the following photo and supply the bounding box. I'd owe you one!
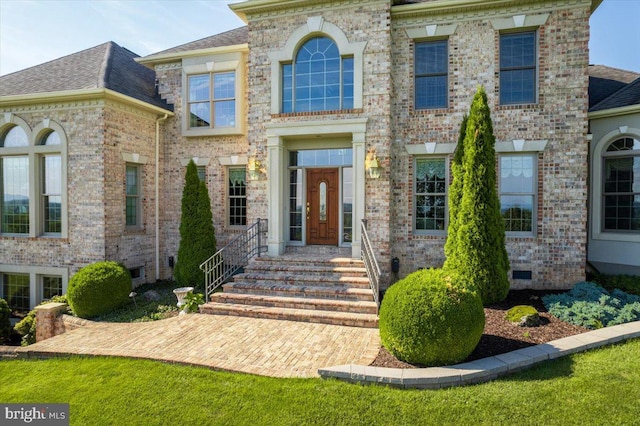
[379,268,485,366]
[591,273,640,297]
[67,261,132,319]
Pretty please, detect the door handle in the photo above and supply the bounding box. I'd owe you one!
[306,202,310,219]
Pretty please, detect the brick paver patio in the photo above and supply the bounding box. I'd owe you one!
[15,314,380,378]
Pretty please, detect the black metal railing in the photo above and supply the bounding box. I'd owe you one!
[200,218,268,300]
[361,219,381,312]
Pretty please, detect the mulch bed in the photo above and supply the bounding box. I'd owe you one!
[371,289,589,368]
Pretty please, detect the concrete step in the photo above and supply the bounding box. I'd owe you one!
[211,292,378,314]
[233,273,371,288]
[200,302,379,328]
[222,282,375,301]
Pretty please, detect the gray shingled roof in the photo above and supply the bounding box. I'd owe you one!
[149,26,248,57]
[0,41,171,110]
[588,64,640,109]
[590,76,640,112]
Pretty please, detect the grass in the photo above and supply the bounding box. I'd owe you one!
[92,281,178,322]
[1,339,639,425]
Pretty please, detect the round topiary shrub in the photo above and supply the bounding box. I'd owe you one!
[0,298,12,344]
[379,268,485,366]
[67,261,132,319]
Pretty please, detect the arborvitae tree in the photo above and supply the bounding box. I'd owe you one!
[446,87,510,305]
[174,160,216,292]
[443,114,467,262]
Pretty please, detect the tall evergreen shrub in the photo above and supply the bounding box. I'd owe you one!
[443,114,467,261]
[174,161,216,291]
[444,87,510,305]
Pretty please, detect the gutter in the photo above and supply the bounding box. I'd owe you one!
[155,114,169,281]
[588,104,640,119]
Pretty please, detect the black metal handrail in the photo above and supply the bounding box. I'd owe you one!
[200,218,268,300]
[361,219,381,312]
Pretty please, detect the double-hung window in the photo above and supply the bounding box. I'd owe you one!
[188,71,236,129]
[282,37,354,113]
[415,40,448,109]
[602,137,640,232]
[499,154,536,234]
[500,31,537,105]
[228,167,247,227]
[414,158,447,232]
[125,164,141,228]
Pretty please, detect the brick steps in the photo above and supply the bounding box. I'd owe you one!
[200,303,379,328]
[211,293,378,314]
[200,254,378,328]
[222,282,374,301]
[232,273,371,288]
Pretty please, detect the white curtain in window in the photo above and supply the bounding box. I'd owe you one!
[416,159,445,180]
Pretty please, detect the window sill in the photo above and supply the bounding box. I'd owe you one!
[0,235,69,242]
[271,109,364,119]
[124,227,146,235]
[496,103,539,111]
[182,126,245,137]
[410,106,452,115]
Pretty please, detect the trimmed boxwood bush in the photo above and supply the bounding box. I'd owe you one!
[379,268,485,366]
[0,298,11,344]
[67,261,132,319]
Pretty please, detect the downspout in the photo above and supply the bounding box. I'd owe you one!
[155,114,169,281]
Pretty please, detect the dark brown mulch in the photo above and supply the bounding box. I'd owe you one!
[371,289,589,368]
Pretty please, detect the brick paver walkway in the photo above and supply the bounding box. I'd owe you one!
[16,314,380,378]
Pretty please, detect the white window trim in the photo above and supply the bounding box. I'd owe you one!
[0,264,68,310]
[413,156,449,236]
[499,153,538,237]
[0,115,68,238]
[267,16,367,114]
[592,127,640,243]
[181,52,246,137]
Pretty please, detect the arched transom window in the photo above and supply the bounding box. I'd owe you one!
[282,37,354,113]
[0,121,66,237]
[602,137,640,232]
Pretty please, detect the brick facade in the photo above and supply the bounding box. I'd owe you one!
[1,0,595,307]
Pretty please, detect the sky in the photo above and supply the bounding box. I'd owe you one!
[0,0,639,77]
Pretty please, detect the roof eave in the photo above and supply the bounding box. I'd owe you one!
[0,88,174,117]
[589,104,640,119]
[391,0,602,17]
[137,43,249,67]
[229,0,335,22]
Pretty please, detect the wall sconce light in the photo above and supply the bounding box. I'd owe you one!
[365,151,382,179]
[248,157,264,181]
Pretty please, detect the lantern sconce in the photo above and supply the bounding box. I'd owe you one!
[365,151,382,179]
[248,157,265,181]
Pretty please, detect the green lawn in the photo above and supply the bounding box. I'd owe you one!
[1,339,639,425]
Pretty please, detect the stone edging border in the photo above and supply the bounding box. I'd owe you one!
[318,321,640,389]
